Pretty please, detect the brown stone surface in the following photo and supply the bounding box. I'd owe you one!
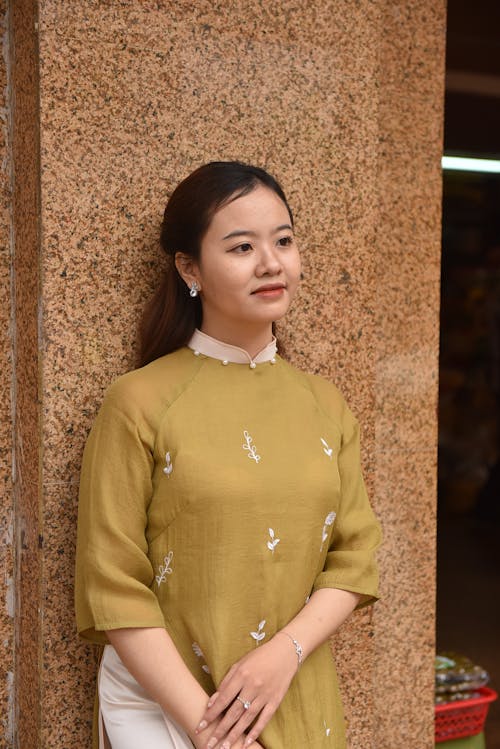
[36,3,383,745]
[372,3,445,747]
[373,450,438,745]
[0,2,14,745]
[8,0,43,746]
[0,0,445,746]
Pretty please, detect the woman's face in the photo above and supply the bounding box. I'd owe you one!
[191,184,301,336]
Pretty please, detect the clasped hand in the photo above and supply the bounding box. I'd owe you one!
[195,634,299,749]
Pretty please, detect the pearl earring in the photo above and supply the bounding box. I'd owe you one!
[189,281,199,297]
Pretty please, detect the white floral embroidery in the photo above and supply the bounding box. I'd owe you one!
[192,641,211,674]
[192,642,203,657]
[320,437,333,459]
[325,510,336,526]
[323,719,331,737]
[320,511,337,550]
[267,528,280,553]
[163,451,173,477]
[243,430,261,463]
[155,550,173,585]
[250,619,266,643]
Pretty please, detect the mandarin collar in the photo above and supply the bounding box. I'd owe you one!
[187,328,278,368]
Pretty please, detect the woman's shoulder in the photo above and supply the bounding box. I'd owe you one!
[99,346,201,422]
[280,357,354,426]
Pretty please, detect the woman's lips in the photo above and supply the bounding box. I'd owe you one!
[252,285,286,297]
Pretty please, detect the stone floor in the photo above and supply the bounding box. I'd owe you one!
[437,510,500,748]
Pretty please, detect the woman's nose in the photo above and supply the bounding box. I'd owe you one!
[256,244,282,275]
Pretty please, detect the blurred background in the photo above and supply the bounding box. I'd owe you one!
[438,0,500,745]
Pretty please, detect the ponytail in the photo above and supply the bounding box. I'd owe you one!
[139,260,202,366]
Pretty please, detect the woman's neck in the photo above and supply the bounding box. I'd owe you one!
[199,322,274,360]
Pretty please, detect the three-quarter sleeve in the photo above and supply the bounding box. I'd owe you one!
[75,391,166,644]
[312,404,382,610]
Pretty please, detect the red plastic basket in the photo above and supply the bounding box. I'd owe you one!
[435,687,498,743]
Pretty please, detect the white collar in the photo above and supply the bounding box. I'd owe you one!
[187,328,278,369]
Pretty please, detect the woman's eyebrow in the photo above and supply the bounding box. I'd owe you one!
[222,229,257,241]
[222,224,293,241]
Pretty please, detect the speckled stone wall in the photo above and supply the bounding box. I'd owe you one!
[4,0,43,746]
[1,0,445,746]
[0,2,14,744]
[372,4,444,746]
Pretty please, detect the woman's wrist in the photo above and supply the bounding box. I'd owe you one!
[270,629,304,673]
[275,629,304,671]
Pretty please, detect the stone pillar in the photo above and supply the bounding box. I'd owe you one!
[0,2,14,741]
[2,0,42,745]
[0,1,445,746]
[373,4,445,745]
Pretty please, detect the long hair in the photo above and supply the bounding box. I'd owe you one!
[139,161,293,366]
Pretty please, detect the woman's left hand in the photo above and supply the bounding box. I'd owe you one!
[195,633,299,749]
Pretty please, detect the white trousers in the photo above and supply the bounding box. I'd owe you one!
[98,644,195,749]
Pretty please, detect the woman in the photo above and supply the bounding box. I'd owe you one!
[75,161,382,749]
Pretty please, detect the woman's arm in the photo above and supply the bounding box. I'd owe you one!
[274,587,361,660]
[196,588,361,749]
[106,627,263,749]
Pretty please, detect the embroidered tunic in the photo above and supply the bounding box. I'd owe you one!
[75,332,382,749]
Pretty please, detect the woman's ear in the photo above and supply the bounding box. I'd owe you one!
[174,252,201,292]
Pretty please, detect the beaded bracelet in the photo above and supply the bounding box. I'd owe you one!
[276,630,303,669]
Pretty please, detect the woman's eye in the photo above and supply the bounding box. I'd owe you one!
[278,235,293,247]
[233,243,252,253]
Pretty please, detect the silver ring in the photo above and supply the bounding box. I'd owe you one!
[236,696,252,710]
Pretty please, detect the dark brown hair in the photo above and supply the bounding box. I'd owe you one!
[139,161,293,366]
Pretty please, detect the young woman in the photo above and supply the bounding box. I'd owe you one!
[75,161,382,749]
